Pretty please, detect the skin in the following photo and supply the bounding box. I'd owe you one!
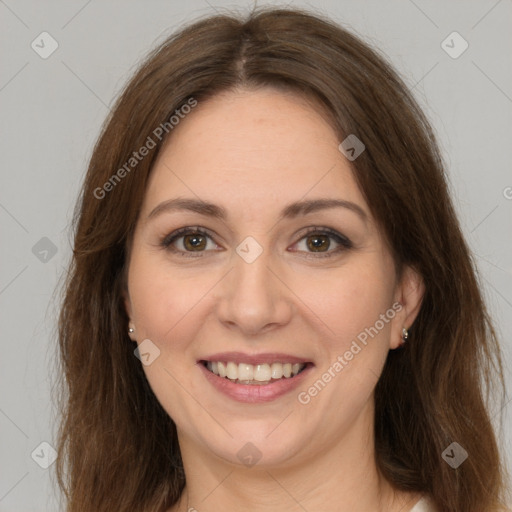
[124,87,425,512]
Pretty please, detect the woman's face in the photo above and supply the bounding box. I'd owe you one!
[125,87,422,468]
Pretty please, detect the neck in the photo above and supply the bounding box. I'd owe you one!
[170,401,420,512]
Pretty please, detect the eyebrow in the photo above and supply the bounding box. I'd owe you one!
[147,197,368,223]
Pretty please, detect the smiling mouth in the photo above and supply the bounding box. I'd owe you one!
[201,360,310,385]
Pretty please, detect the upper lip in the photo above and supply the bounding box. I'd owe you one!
[199,352,312,365]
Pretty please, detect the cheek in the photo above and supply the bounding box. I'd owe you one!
[129,248,395,353]
[306,261,395,348]
[294,266,395,421]
[126,256,213,423]
[127,255,218,355]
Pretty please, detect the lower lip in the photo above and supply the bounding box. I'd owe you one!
[198,363,313,403]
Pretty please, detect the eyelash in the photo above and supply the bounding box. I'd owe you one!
[160,226,353,259]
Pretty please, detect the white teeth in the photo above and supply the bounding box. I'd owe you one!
[205,360,306,383]
[254,364,272,382]
[226,361,238,379]
[271,362,283,379]
[238,363,253,381]
[217,361,227,378]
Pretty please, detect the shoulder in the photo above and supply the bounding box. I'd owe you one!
[409,496,438,512]
[410,496,512,512]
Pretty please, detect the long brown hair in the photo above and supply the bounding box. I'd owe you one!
[54,6,510,511]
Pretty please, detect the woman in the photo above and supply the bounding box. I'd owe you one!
[55,6,510,512]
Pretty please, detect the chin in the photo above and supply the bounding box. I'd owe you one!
[189,417,309,469]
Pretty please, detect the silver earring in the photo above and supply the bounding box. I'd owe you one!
[128,327,135,334]
[401,327,409,344]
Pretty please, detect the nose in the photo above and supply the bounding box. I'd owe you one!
[215,246,294,336]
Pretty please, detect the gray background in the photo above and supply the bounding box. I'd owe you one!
[1,0,511,510]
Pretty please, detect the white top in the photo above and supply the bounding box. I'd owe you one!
[410,496,438,512]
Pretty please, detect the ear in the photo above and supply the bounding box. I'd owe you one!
[124,291,132,318]
[123,289,137,341]
[389,265,425,350]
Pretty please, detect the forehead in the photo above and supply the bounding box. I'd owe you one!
[142,87,366,216]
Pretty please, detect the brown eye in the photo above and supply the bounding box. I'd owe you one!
[182,233,207,251]
[290,228,352,258]
[306,234,331,252]
[161,227,219,257]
